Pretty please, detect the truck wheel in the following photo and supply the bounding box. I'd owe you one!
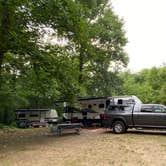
[112,121,126,134]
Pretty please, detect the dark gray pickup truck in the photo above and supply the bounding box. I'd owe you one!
[103,103,166,134]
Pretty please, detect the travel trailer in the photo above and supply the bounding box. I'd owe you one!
[63,97,110,126]
[15,109,58,128]
[63,96,142,126]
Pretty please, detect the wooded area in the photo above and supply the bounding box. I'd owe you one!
[0,0,165,125]
[120,66,166,105]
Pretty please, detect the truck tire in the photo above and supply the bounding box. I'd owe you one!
[112,121,126,134]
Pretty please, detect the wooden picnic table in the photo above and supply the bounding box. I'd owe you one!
[50,123,82,135]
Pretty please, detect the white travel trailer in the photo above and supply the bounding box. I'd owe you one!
[63,97,110,126]
[15,109,58,128]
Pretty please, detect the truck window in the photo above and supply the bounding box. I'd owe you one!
[154,106,166,113]
[141,106,153,112]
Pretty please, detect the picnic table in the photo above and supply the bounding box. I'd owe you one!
[50,123,82,135]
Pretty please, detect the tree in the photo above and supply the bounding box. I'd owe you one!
[0,0,128,125]
[120,66,166,104]
[83,8,128,96]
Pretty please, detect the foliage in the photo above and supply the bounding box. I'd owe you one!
[120,65,166,104]
[0,0,128,125]
[83,8,128,96]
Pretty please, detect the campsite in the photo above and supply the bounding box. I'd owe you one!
[0,0,166,165]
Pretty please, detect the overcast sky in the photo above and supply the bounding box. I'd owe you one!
[111,0,166,72]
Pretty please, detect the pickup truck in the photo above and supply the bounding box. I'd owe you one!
[103,103,166,134]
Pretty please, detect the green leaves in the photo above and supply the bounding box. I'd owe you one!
[120,66,166,104]
[0,0,128,124]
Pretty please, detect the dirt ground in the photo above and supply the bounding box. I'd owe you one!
[1,128,166,166]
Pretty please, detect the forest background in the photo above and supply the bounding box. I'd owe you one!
[0,0,165,125]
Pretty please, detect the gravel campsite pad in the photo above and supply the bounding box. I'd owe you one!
[1,128,166,166]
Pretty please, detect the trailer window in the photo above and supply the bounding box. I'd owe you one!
[99,104,105,108]
[30,114,39,117]
[88,104,92,109]
[18,113,25,118]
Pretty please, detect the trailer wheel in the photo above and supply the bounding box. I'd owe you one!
[112,121,126,134]
[18,121,27,128]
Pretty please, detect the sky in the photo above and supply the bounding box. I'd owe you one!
[111,0,166,72]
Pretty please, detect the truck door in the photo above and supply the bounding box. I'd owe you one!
[133,105,156,126]
[152,105,166,127]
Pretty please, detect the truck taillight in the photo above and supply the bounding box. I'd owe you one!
[103,113,107,120]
